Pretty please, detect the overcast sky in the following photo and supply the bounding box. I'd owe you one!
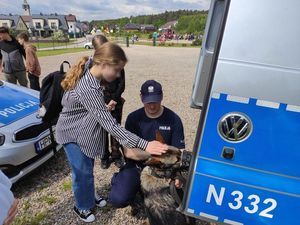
[0,0,210,21]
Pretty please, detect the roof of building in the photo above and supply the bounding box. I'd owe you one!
[1,13,78,32]
[31,14,69,30]
[65,14,76,22]
[0,14,20,29]
[160,20,178,29]
[140,24,156,31]
[77,22,90,32]
[21,15,31,22]
[20,16,35,29]
[124,23,141,30]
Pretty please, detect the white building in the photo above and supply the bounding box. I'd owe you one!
[0,0,83,38]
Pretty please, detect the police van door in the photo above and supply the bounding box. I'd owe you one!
[183,0,300,224]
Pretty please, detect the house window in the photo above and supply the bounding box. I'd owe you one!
[51,22,57,29]
[2,23,8,27]
[35,22,41,29]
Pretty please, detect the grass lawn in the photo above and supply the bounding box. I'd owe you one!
[33,40,76,49]
[37,48,91,57]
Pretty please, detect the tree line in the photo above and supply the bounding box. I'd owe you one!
[90,10,208,34]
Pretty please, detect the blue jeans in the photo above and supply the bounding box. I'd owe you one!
[63,143,95,210]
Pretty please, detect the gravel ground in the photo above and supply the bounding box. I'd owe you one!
[8,45,214,225]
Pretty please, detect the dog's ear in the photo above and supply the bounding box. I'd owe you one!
[166,146,182,156]
[156,130,166,144]
[144,156,163,166]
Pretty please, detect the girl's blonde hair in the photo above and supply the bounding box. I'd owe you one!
[61,42,127,90]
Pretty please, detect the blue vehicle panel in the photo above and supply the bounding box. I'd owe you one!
[0,85,39,127]
[185,93,300,224]
[198,93,300,178]
[187,172,300,225]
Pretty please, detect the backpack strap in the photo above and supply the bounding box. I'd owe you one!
[60,61,71,74]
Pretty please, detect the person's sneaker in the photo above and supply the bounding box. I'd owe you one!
[101,159,110,169]
[95,193,107,207]
[73,206,95,223]
[113,158,125,168]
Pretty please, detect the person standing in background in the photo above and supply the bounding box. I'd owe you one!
[0,27,27,87]
[17,32,41,91]
[91,35,126,169]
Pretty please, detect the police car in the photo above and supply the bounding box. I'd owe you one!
[0,80,61,183]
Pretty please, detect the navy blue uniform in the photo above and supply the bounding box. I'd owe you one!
[109,107,185,208]
[125,107,185,149]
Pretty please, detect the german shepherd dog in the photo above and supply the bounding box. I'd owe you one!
[140,132,195,225]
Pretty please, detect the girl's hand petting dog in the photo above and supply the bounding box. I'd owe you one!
[146,141,168,155]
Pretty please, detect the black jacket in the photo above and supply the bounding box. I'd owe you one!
[0,36,26,74]
[103,69,125,104]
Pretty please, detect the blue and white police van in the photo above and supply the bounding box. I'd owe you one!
[0,80,61,183]
[182,0,300,224]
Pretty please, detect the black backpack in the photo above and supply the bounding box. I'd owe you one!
[39,61,70,124]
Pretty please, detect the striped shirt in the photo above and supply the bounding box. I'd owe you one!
[55,69,148,159]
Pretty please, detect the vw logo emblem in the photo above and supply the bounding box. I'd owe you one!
[218,112,252,142]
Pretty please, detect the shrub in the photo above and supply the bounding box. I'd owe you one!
[192,38,202,46]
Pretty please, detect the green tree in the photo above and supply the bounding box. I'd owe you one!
[91,9,208,31]
[175,14,208,34]
[52,30,65,41]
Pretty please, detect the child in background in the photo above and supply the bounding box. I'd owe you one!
[17,33,41,91]
[92,35,126,169]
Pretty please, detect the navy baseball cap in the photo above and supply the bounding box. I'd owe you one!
[140,80,163,103]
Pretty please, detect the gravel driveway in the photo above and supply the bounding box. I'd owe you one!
[9,45,212,225]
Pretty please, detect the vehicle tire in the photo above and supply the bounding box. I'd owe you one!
[85,45,90,49]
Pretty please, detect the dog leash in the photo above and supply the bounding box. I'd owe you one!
[169,171,186,206]
[169,176,196,225]
[169,181,183,206]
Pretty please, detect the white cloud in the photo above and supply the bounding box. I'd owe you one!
[0,0,211,21]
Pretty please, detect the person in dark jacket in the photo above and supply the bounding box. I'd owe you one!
[92,35,126,169]
[0,27,27,87]
[109,80,185,208]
